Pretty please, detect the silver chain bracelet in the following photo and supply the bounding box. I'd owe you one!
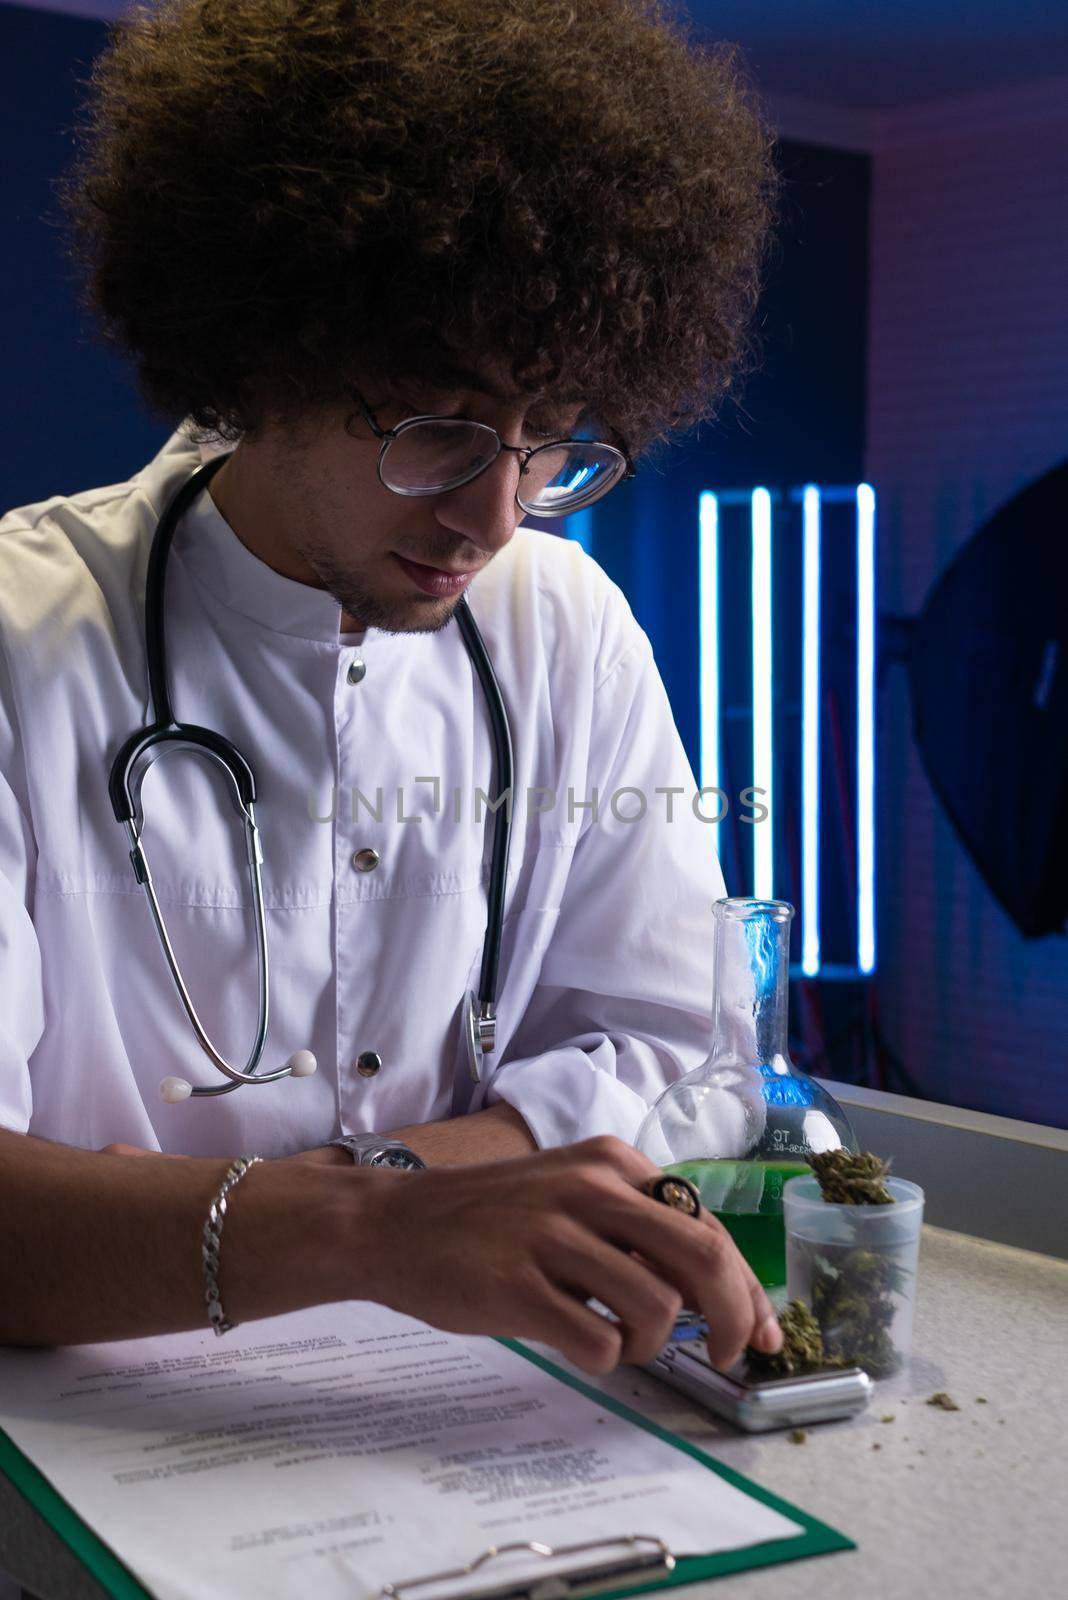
[202,1155,262,1336]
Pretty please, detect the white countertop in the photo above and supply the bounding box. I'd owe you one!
[572,1224,1068,1598]
[3,1225,1066,1599]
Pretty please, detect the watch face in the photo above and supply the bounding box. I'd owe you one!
[371,1147,424,1171]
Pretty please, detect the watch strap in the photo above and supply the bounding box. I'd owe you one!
[329,1133,426,1169]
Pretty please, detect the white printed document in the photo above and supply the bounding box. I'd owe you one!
[0,1303,804,1600]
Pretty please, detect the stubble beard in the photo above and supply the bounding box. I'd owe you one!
[298,540,461,635]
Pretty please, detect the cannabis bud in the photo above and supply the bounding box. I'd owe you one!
[747,1299,845,1377]
[809,1149,895,1206]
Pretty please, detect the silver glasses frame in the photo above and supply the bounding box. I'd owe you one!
[348,390,635,517]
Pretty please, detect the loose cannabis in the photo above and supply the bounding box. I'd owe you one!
[794,1149,907,1378]
[746,1298,844,1376]
[810,1244,904,1376]
[926,1391,960,1411]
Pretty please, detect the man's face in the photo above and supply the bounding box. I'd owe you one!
[241,381,587,635]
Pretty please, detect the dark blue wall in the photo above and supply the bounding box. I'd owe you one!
[591,139,870,780]
[0,4,164,512]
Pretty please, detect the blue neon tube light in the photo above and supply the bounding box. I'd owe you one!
[801,485,821,976]
[856,483,876,975]
[698,493,720,831]
[751,488,773,898]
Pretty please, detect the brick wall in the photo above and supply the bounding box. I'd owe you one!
[865,78,1068,1124]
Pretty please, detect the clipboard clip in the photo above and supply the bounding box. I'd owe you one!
[380,1534,676,1600]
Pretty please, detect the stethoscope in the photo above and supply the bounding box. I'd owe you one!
[108,455,513,1104]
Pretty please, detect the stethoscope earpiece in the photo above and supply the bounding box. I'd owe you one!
[287,1050,318,1078]
[158,1049,317,1103]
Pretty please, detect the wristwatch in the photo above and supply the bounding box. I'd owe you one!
[329,1133,427,1171]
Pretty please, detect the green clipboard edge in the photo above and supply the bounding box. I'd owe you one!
[501,1340,854,1597]
[0,1424,152,1600]
[0,1340,852,1600]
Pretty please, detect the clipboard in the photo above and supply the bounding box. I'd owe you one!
[0,1338,852,1600]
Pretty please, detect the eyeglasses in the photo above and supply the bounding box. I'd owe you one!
[348,389,635,517]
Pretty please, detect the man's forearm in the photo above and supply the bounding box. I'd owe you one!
[0,1129,369,1347]
[391,1101,537,1165]
[0,1130,784,1375]
[303,1102,538,1169]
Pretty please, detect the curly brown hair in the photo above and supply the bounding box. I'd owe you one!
[62,0,776,453]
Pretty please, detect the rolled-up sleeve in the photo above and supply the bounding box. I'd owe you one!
[484,628,725,1149]
[0,639,43,1133]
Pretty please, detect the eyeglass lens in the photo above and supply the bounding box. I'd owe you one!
[380,419,625,515]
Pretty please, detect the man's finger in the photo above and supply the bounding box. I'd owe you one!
[545,1233,684,1367]
[737,1253,782,1355]
[589,1194,770,1367]
[519,1277,626,1376]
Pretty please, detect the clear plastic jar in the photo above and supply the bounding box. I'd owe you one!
[784,1174,925,1376]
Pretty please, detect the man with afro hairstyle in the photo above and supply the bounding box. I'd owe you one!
[0,0,782,1374]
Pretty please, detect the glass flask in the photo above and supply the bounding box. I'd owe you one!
[635,897,857,1288]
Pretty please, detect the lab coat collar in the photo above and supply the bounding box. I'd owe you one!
[140,425,389,647]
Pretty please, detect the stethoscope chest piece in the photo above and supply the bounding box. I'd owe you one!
[464,989,498,1083]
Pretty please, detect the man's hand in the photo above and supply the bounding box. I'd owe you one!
[23,1132,779,1364]
[353,1134,782,1376]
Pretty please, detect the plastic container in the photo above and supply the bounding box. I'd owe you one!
[783,1174,925,1377]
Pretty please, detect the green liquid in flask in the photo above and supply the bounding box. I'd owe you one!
[664,1158,811,1288]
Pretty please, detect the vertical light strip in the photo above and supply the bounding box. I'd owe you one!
[856,483,877,974]
[801,485,821,976]
[751,488,774,899]
[698,495,720,838]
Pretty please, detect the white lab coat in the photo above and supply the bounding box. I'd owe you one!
[0,427,724,1157]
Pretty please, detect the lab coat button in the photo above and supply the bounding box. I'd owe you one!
[352,847,380,872]
[356,1051,382,1078]
[346,656,366,685]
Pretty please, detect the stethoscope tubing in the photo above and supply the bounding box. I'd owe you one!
[108,454,513,1096]
[454,599,513,1013]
